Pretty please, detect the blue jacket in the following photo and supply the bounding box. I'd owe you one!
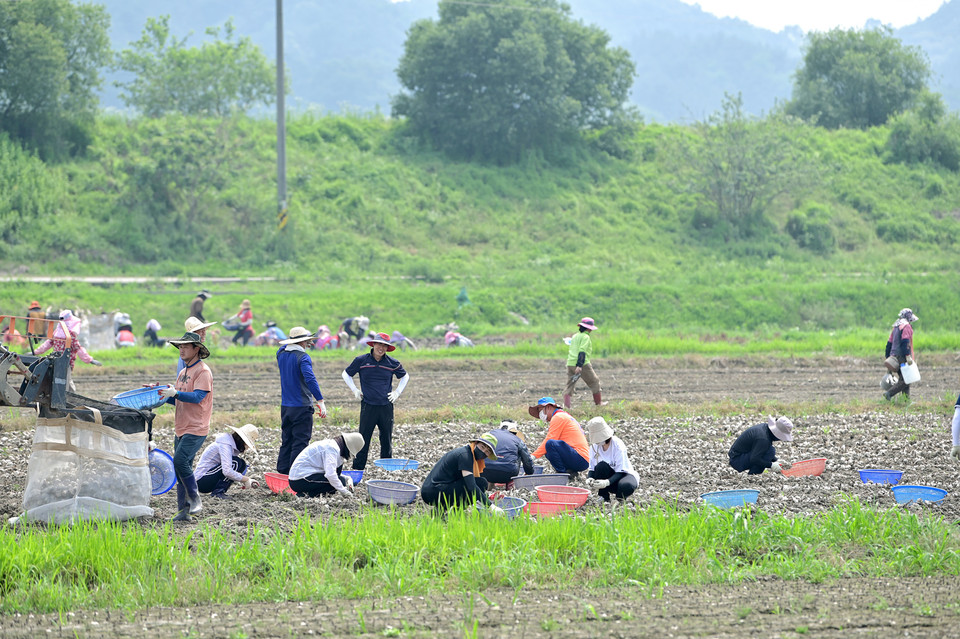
[277,345,323,407]
[483,429,534,477]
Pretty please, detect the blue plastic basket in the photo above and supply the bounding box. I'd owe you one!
[891,485,947,504]
[373,458,420,471]
[366,479,419,506]
[510,473,569,490]
[858,469,903,485]
[149,448,176,495]
[701,489,759,509]
[342,470,364,485]
[112,386,171,411]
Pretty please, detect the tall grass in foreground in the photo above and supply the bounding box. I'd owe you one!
[2,499,958,614]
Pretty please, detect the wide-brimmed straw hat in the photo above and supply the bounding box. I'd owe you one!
[279,326,315,345]
[527,396,559,419]
[342,432,365,457]
[767,416,794,442]
[168,331,210,359]
[228,423,259,452]
[578,317,598,331]
[469,432,499,459]
[240,299,251,309]
[586,416,614,445]
[185,316,217,333]
[367,332,396,352]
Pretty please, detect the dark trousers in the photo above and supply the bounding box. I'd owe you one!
[886,355,911,399]
[421,477,489,511]
[290,471,343,497]
[480,465,519,484]
[729,446,776,475]
[353,401,393,470]
[544,439,589,474]
[197,456,247,495]
[592,461,638,502]
[174,433,206,512]
[232,327,253,345]
[277,405,314,474]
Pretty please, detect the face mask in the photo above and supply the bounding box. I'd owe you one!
[473,447,487,461]
[539,409,547,422]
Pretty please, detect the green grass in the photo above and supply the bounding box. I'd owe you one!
[2,499,959,614]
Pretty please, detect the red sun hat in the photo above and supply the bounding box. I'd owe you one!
[577,317,598,331]
[367,332,396,352]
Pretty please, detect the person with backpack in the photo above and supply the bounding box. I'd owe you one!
[275,327,327,475]
[884,308,918,401]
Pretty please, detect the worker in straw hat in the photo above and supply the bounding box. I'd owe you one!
[421,432,505,515]
[160,331,213,522]
[193,424,261,499]
[178,316,218,374]
[480,420,536,485]
[728,416,794,475]
[276,327,328,475]
[288,432,365,498]
[584,417,638,503]
[342,331,410,470]
[528,397,589,480]
[562,317,605,409]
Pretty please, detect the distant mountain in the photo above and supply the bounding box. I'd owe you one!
[94,0,958,122]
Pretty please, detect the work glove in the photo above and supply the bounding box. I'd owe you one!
[147,441,157,452]
[352,388,363,401]
[159,387,177,400]
[343,475,354,490]
[489,504,505,516]
[91,360,103,367]
[387,390,400,403]
[951,445,960,462]
[240,476,259,489]
[592,479,610,490]
[770,461,784,473]
[316,400,328,418]
[906,355,914,365]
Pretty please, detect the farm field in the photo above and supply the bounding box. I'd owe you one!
[2,356,960,636]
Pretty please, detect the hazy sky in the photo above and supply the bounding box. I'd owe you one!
[678,0,947,32]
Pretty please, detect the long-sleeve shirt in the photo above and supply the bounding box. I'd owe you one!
[588,436,638,481]
[728,423,778,469]
[483,430,535,477]
[566,331,593,367]
[344,351,407,406]
[35,333,94,369]
[886,322,914,359]
[194,433,246,482]
[421,445,491,506]
[533,410,589,461]
[288,439,350,495]
[277,344,323,407]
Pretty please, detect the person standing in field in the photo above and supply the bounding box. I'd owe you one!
[190,290,211,322]
[341,332,410,470]
[884,308,918,401]
[231,299,254,346]
[178,316,217,373]
[276,327,328,475]
[26,300,46,346]
[728,416,794,475]
[528,397,590,480]
[194,423,260,499]
[563,317,604,409]
[159,332,213,522]
[34,310,102,392]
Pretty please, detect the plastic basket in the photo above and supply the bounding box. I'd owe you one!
[265,472,296,495]
[148,448,176,495]
[112,385,172,411]
[342,470,364,485]
[523,501,573,517]
[373,458,420,471]
[701,489,759,509]
[782,458,827,477]
[858,469,903,485]
[493,496,527,519]
[536,485,590,508]
[366,479,419,506]
[891,485,947,504]
[510,473,569,490]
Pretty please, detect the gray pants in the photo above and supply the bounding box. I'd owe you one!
[564,363,601,396]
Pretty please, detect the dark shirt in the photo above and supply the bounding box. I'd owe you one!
[483,430,534,477]
[728,423,778,468]
[422,445,488,505]
[190,297,205,321]
[344,351,406,406]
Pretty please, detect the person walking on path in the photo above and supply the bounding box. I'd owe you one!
[276,327,328,474]
[158,332,213,522]
[584,417,638,503]
[231,299,254,346]
[190,290,211,322]
[884,308,918,401]
[563,317,604,409]
[527,397,589,480]
[288,432,365,498]
[194,424,260,499]
[728,416,794,475]
[34,310,102,392]
[341,332,410,470]
[420,432,505,515]
[480,420,535,485]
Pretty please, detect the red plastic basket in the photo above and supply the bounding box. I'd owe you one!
[265,472,296,495]
[782,458,826,477]
[523,501,574,518]
[536,485,590,508]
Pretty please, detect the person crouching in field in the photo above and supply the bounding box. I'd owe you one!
[420,433,505,516]
[288,432,365,499]
[728,416,794,475]
[194,424,260,499]
[479,420,535,486]
[584,417,638,503]
[528,397,590,480]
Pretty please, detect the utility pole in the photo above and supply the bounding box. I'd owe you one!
[276,0,288,230]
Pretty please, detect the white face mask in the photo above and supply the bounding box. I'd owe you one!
[539,409,547,422]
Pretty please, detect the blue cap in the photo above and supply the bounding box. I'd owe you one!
[537,397,557,406]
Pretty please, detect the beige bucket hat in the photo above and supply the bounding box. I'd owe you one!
[228,423,259,451]
[586,416,614,445]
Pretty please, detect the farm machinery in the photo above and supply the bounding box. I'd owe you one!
[0,315,71,410]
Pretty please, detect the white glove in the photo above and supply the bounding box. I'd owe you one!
[240,476,259,489]
[906,355,914,365]
[593,479,610,490]
[316,400,328,418]
[159,387,177,399]
[387,390,400,403]
[489,504,505,516]
[353,388,363,401]
[770,461,784,473]
[343,474,354,490]
[951,445,960,462]
[148,441,157,452]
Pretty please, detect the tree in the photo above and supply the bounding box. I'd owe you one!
[392,0,635,163]
[114,16,276,117]
[885,92,960,172]
[787,27,930,129]
[0,0,111,158]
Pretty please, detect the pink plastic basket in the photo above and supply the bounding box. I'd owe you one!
[536,485,590,508]
[523,501,574,518]
[782,458,826,477]
[265,472,296,495]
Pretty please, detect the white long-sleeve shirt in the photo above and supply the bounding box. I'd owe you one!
[194,433,246,483]
[588,435,639,481]
[288,439,349,495]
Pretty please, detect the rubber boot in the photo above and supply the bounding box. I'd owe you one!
[171,508,193,523]
[184,474,202,514]
[593,392,608,406]
[563,394,572,409]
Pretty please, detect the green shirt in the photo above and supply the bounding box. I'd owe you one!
[566,332,592,366]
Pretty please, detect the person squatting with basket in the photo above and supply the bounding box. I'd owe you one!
[884,308,918,401]
[563,317,604,409]
[194,424,260,499]
[288,432,366,498]
[342,332,410,470]
[276,327,327,475]
[528,397,590,480]
[728,416,794,475]
[420,432,505,515]
[584,417,638,503]
[158,332,213,522]
[479,420,536,486]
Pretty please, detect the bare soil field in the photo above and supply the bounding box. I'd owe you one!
[3,357,960,637]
